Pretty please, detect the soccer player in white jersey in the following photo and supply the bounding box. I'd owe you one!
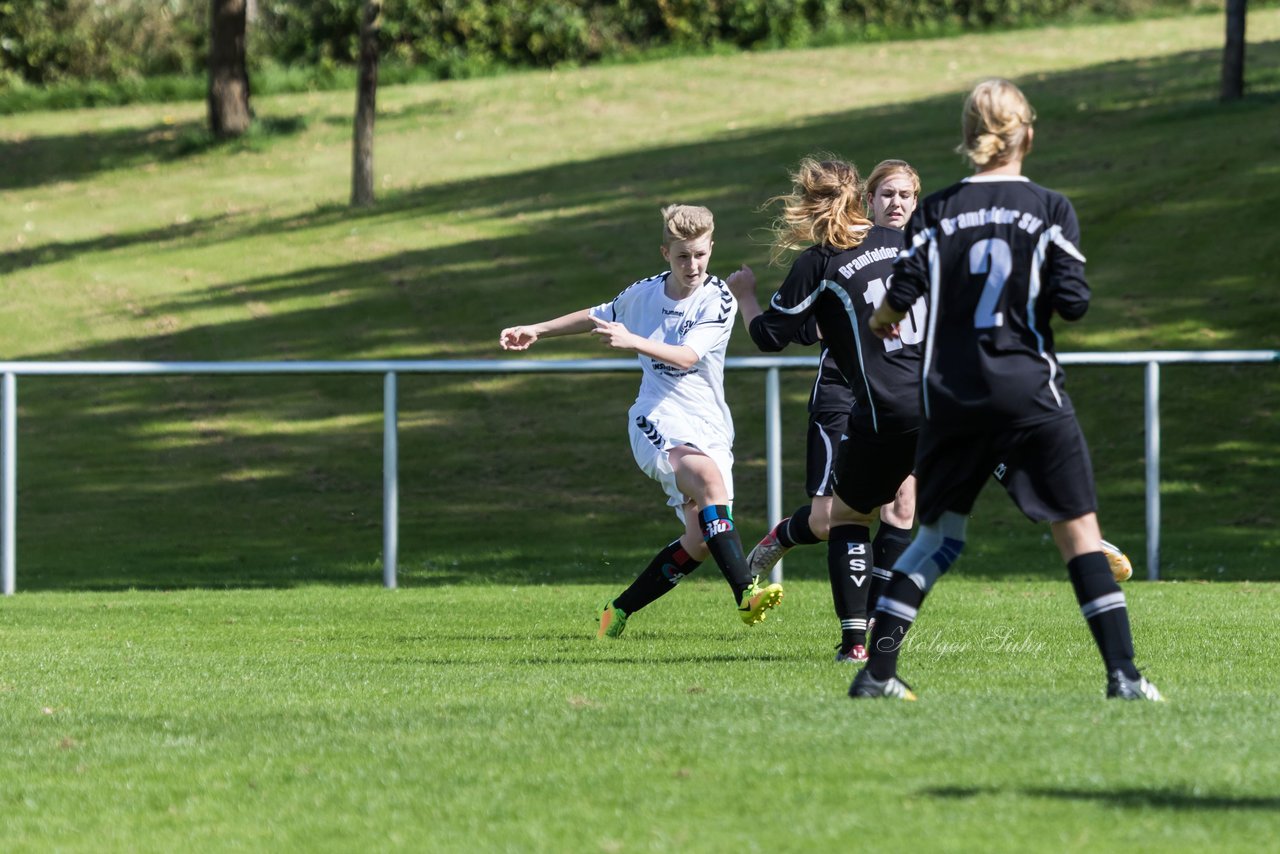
[499,204,784,638]
[852,79,1162,701]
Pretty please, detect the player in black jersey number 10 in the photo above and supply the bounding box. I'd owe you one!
[728,158,925,664]
[852,79,1162,702]
[727,157,927,664]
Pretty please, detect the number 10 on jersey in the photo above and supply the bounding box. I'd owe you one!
[865,276,926,351]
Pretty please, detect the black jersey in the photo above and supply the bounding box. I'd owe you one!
[888,176,1089,429]
[776,317,854,415]
[748,227,924,433]
[809,344,855,415]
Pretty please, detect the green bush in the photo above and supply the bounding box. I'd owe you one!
[0,0,206,85]
[0,0,1218,93]
[254,0,1211,72]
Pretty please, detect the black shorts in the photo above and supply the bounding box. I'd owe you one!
[916,415,1098,525]
[806,410,848,497]
[830,425,918,514]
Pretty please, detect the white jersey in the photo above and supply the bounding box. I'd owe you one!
[590,271,737,447]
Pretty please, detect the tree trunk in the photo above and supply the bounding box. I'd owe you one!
[1221,0,1247,101]
[352,0,383,207]
[208,0,252,138]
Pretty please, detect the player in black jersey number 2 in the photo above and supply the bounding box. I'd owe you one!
[852,79,1162,702]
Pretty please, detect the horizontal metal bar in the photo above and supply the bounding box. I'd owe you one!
[0,350,1274,377]
[1056,350,1279,365]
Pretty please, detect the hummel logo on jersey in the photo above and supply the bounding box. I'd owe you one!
[717,290,733,321]
[635,415,665,449]
[661,307,685,317]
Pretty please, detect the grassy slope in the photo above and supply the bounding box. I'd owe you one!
[0,12,1277,593]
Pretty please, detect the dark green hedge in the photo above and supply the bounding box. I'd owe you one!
[0,0,1211,88]
[0,1,206,86]
[256,0,1206,74]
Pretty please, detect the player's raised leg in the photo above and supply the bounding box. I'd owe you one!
[672,446,783,624]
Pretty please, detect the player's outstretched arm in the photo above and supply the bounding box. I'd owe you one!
[590,316,699,369]
[499,309,595,350]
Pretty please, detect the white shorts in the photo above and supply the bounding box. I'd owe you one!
[628,407,734,523]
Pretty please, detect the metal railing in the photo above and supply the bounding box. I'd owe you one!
[1,350,1276,594]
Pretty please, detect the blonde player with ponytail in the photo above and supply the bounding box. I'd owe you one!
[728,156,927,663]
[855,78,1162,702]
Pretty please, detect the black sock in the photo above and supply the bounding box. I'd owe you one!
[1068,552,1139,679]
[775,505,822,549]
[699,505,753,601]
[828,524,872,648]
[869,523,913,617]
[613,539,702,615]
[866,573,927,680]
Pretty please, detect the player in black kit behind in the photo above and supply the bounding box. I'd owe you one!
[852,79,1162,702]
[728,157,927,663]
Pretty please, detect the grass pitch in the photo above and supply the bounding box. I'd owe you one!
[1,9,1279,850]
[2,579,1278,851]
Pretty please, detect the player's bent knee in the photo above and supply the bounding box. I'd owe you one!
[831,504,877,528]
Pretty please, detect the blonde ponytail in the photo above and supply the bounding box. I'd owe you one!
[767,156,872,265]
[957,78,1035,169]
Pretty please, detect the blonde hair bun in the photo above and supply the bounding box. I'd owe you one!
[958,78,1035,169]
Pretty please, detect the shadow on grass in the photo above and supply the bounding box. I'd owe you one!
[6,44,1279,591]
[0,115,308,192]
[1,215,233,277]
[923,785,1280,811]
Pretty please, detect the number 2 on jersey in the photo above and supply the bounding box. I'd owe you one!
[864,276,926,351]
[970,237,1011,329]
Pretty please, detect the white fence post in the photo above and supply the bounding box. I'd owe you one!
[765,366,783,584]
[383,372,398,590]
[2,373,14,596]
[1144,361,1161,581]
